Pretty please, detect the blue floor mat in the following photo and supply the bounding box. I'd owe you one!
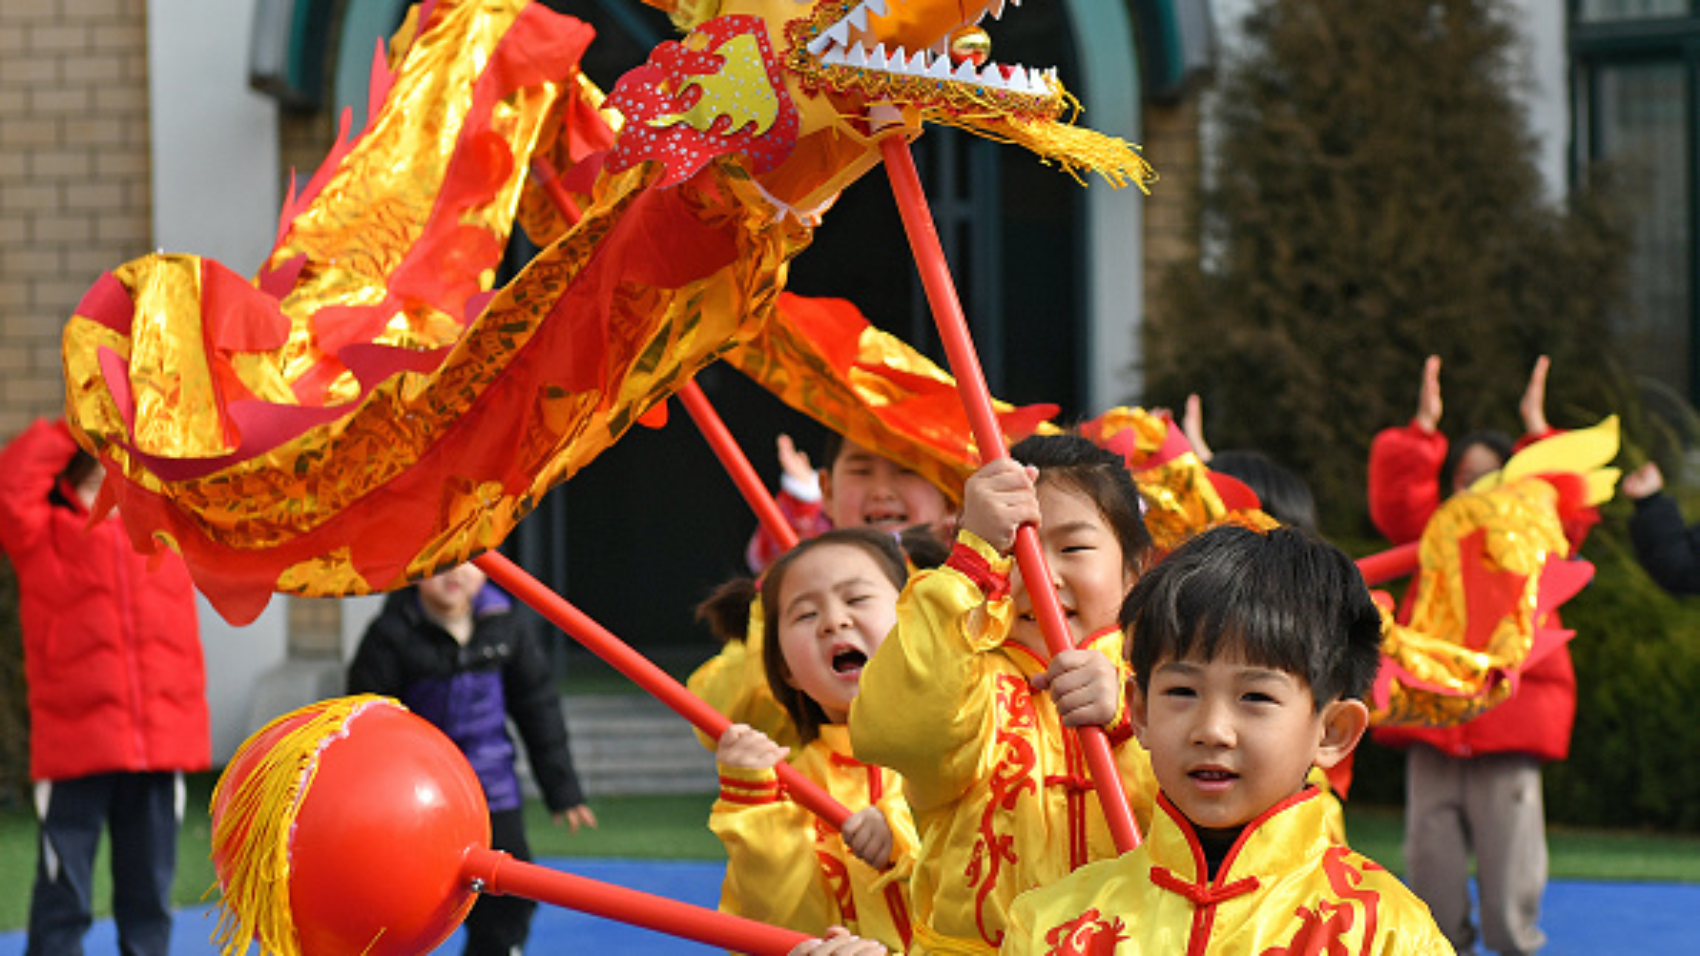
[1,861,1694,954]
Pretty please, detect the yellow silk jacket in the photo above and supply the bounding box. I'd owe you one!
[1002,789,1455,956]
[710,725,920,952]
[849,533,1158,956]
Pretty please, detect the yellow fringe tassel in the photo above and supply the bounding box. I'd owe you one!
[209,695,401,956]
[929,109,1160,192]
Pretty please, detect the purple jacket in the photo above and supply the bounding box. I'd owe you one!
[347,583,585,813]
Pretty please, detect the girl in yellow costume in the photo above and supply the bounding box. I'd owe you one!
[850,434,1159,955]
[710,528,923,952]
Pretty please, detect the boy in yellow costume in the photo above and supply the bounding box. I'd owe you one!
[1002,525,1453,955]
[710,529,923,951]
[850,434,1159,955]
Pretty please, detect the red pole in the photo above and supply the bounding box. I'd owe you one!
[1355,541,1420,587]
[529,157,584,224]
[677,380,801,552]
[878,135,1141,851]
[472,551,852,829]
[464,847,810,954]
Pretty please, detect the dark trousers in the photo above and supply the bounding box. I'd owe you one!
[26,771,182,956]
[464,807,537,956]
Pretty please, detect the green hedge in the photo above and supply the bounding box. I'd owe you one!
[1546,517,1700,831]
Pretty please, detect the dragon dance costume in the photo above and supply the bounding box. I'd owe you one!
[1001,789,1454,956]
[711,724,918,950]
[850,532,1157,955]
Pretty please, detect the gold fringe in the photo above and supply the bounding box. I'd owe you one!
[209,696,401,956]
[929,109,1159,192]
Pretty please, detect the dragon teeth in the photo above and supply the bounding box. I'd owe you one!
[815,31,1048,100]
[866,0,889,15]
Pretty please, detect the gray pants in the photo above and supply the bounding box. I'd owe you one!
[1404,745,1547,956]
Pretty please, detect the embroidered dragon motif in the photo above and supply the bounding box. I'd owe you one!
[1259,846,1382,956]
[1043,907,1128,956]
[967,672,1040,946]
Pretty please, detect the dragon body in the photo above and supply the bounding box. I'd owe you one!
[61,0,1142,623]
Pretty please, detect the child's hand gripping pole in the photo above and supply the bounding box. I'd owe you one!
[472,551,849,830]
[876,133,1142,852]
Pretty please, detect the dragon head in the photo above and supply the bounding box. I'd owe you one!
[618,0,1152,212]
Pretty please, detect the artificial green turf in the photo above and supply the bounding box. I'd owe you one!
[4,779,1699,934]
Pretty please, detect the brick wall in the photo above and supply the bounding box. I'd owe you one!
[1141,96,1203,325]
[0,0,151,441]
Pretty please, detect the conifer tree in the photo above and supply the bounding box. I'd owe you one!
[1146,0,1625,528]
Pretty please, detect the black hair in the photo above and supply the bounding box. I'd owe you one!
[1009,432,1153,574]
[1120,525,1382,708]
[694,577,759,645]
[47,447,101,511]
[897,522,951,570]
[1209,450,1318,533]
[760,527,908,744]
[1442,430,1513,494]
[819,431,846,473]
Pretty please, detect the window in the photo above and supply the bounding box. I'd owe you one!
[1573,5,1700,401]
[1577,0,1691,23]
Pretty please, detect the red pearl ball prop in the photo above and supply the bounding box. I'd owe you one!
[213,700,491,956]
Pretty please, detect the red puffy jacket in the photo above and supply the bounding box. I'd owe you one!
[0,419,209,781]
[1366,421,1577,763]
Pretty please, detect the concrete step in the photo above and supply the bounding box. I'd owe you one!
[558,693,717,798]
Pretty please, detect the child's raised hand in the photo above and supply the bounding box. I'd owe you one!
[1415,355,1443,434]
[961,457,1041,555]
[1520,355,1551,436]
[788,927,889,956]
[1623,461,1665,500]
[1182,393,1213,462]
[777,433,816,483]
[717,723,789,770]
[1032,648,1120,728]
[840,806,894,869]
